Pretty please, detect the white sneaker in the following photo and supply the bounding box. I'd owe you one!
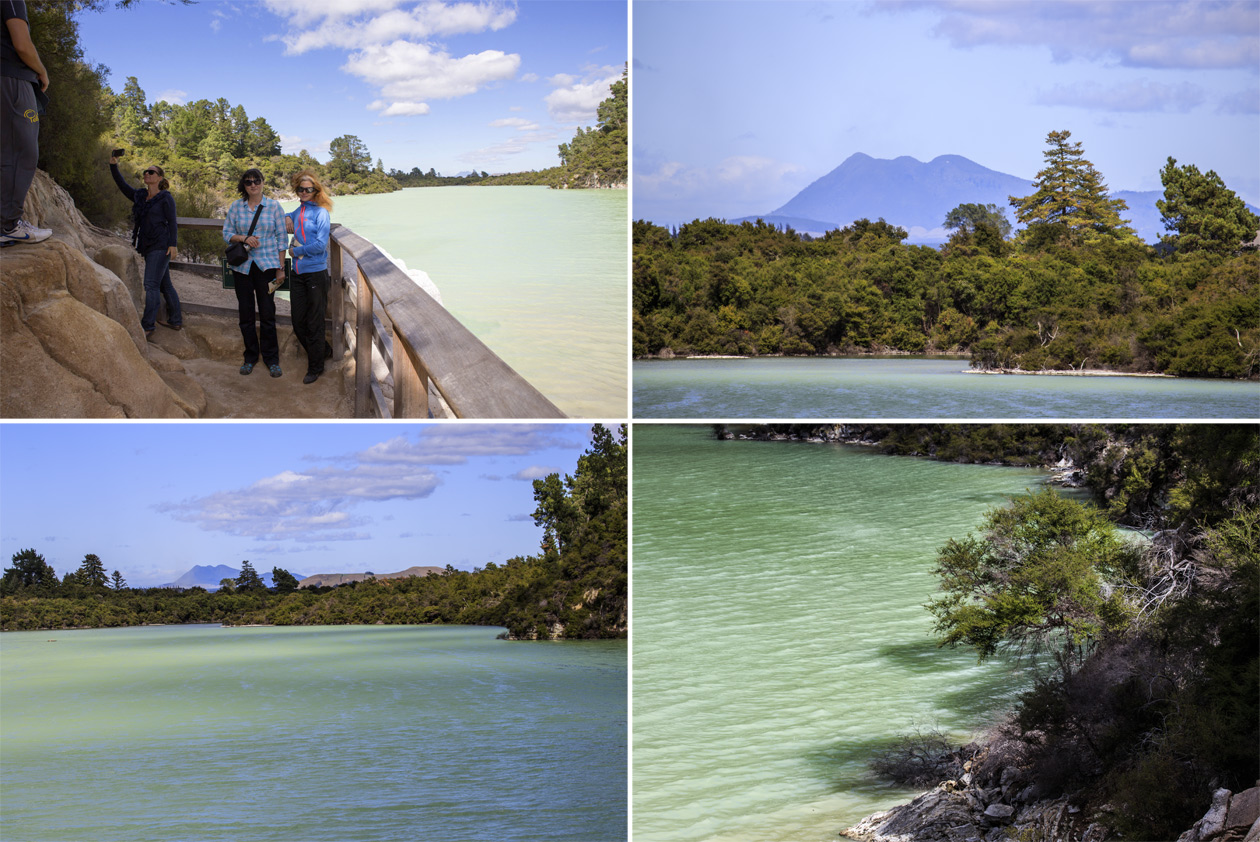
[0,219,53,245]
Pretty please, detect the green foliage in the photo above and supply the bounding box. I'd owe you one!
[632,211,1257,377]
[556,66,627,189]
[928,488,1139,677]
[75,553,108,589]
[235,560,264,591]
[271,567,299,593]
[1009,130,1135,244]
[1,548,60,596]
[1158,156,1260,255]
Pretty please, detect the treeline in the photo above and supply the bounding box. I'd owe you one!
[735,423,1256,840]
[1,426,627,641]
[728,423,1256,532]
[635,133,1258,378]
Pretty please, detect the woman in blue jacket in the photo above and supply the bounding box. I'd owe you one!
[108,156,181,339]
[286,170,332,384]
[223,168,288,377]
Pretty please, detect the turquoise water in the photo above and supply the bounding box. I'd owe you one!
[1,624,626,842]
[631,424,1053,842]
[323,187,627,418]
[633,357,1260,419]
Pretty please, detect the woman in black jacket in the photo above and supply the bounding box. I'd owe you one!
[109,156,182,339]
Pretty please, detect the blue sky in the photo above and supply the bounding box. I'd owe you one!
[633,0,1260,228]
[0,423,600,587]
[77,0,626,175]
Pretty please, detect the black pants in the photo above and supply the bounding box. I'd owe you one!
[291,268,329,375]
[233,263,279,366]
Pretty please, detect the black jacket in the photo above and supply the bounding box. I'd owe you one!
[110,164,177,254]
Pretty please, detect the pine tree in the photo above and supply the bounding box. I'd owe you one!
[1009,130,1133,243]
[109,570,127,591]
[1158,157,1260,254]
[77,553,109,589]
[236,560,264,590]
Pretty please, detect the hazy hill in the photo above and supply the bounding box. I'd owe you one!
[163,564,308,590]
[297,566,445,588]
[732,152,1259,246]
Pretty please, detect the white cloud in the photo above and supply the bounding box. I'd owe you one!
[343,41,520,103]
[512,465,559,481]
[353,425,581,465]
[274,2,516,54]
[635,156,808,225]
[491,117,539,130]
[545,66,621,125]
[1036,80,1206,112]
[880,0,1260,70]
[153,89,187,106]
[1218,88,1260,115]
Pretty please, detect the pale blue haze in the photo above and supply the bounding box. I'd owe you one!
[1,624,627,842]
[0,423,599,588]
[633,357,1260,419]
[634,1,1260,229]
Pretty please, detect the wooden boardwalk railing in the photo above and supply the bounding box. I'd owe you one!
[174,217,565,418]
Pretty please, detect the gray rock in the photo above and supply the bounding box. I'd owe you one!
[983,803,1015,821]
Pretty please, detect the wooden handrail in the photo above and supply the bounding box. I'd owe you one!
[176,217,565,419]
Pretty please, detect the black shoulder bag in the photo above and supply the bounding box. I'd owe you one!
[225,203,264,265]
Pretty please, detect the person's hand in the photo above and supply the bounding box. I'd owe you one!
[245,236,261,248]
[109,156,119,166]
[285,217,294,234]
[167,246,177,260]
[37,71,48,92]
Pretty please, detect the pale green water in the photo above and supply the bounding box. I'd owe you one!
[323,187,628,418]
[632,425,1052,842]
[1,624,626,842]
[633,357,1260,418]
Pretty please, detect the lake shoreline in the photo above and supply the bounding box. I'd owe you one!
[638,353,1200,379]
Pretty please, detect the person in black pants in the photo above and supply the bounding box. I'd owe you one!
[223,168,287,376]
[285,170,332,384]
[109,157,181,338]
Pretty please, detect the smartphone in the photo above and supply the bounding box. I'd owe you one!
[112,148,125,158]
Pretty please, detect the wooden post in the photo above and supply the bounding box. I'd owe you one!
[392,341,429,418]
[354,264,373,417]
[329,239,344,359]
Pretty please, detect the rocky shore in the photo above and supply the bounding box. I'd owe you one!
[842,741,1260,842]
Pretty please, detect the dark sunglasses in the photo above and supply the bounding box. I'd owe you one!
[243,178,262,186]
[297,186,317,194]
[144,169,159,175]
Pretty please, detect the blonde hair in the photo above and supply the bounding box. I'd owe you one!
[291,170,333,212]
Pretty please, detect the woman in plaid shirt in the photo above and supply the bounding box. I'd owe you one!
[223,167,288,377]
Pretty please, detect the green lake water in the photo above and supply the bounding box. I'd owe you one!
[0,624,626,842]
[319,186,627,418]
[633,357,1260,419]
[631,424,1053,841]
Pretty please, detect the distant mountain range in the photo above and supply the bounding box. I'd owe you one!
[731,152,1259,246]
[162,564,309,590]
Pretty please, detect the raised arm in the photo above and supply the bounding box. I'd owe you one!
[109,162,138,201]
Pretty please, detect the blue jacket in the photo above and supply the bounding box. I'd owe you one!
[286,201,330,274]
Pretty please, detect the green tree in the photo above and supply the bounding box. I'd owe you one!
[271,567,299,593]
[328,134,371,178]
[1010,130,1133,243]
[236,560,264,591]
[217,577,236,593]
[76,553,108,589]
[1158,157,1260,255]
[928,488,1140,679]
[109,570,127,591]
[0,548,60,594]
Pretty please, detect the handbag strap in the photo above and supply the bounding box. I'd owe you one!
[245,202,264,237]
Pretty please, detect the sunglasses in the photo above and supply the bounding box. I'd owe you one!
[144,169,159,176]
[243,178,262,186]
[297,186,317,194]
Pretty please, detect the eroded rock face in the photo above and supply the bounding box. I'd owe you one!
[1,171,195,418]
[1177,787,1260,842]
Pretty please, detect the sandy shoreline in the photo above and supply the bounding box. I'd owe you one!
[964,368,1174,378]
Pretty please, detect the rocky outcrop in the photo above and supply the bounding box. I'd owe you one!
[1177,787,1260,842]
[1,170,198,417]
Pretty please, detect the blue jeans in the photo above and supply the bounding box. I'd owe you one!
[142,249,181,332]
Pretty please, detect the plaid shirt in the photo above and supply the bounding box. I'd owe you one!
[222,196,288,272]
